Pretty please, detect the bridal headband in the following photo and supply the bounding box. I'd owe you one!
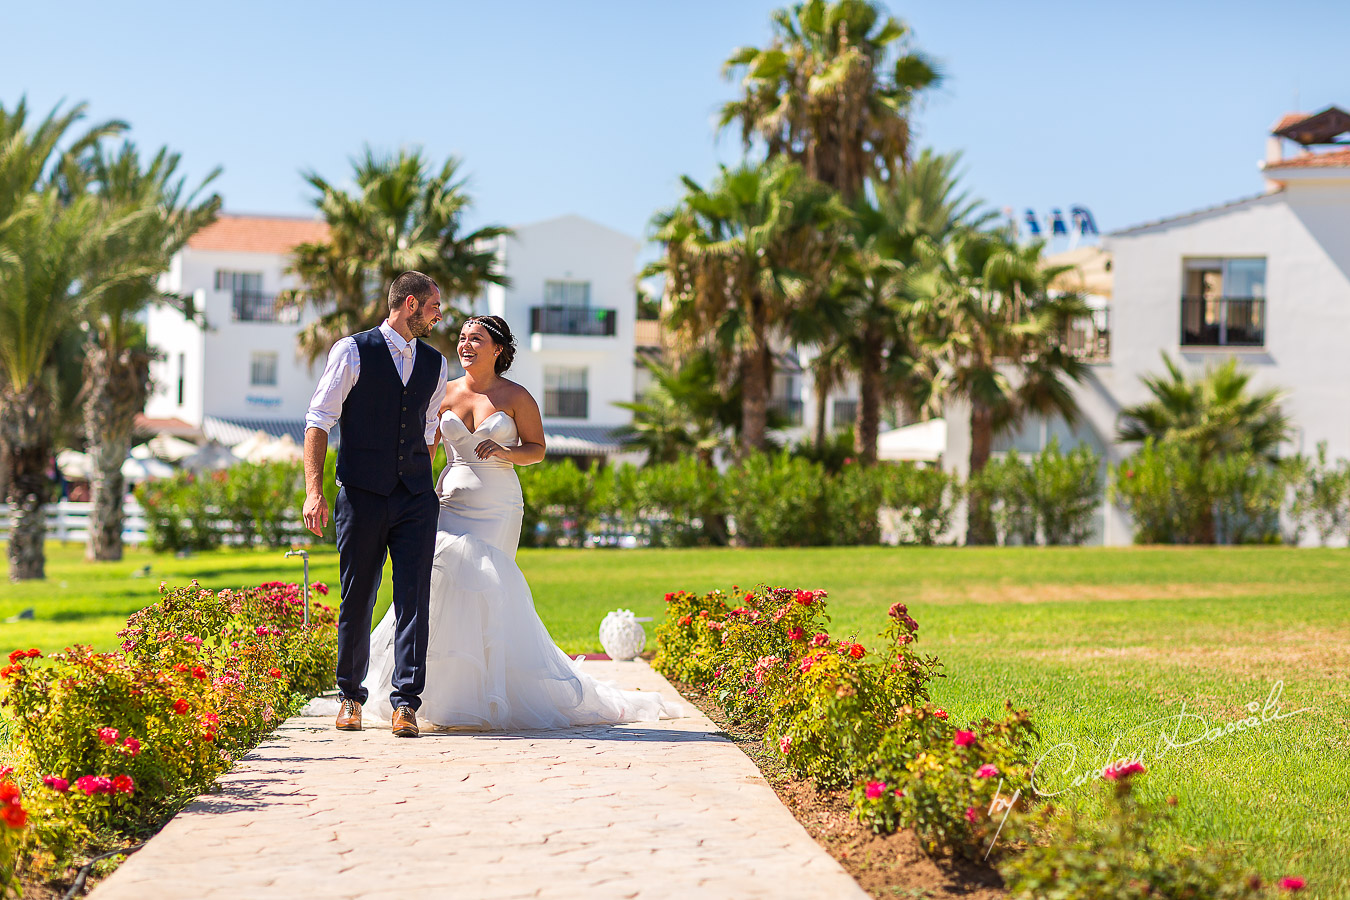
[466,317,507,344]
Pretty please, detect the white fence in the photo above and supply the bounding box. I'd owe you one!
[0,500,149,545]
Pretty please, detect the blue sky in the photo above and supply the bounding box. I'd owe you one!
[2,1,1345,251]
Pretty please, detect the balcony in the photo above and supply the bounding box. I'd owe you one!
[530,306,617,337]
[1065,307,1111,361]
[1181,297,1265,347]
[544,388,588,419]
[769,396,804,427]
[232,292,297,324]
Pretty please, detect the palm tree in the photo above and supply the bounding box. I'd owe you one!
[649,158,850,455]
[1118,354,1291,462]
[282,148,510,363]
[0,98,124,581]
[720,0,940,203]
[829,150,984,462]
[75,142,220,561]
[921,228,1092,544]
[616,351,739,467]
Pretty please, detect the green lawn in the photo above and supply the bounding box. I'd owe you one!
[2,543,1347,897]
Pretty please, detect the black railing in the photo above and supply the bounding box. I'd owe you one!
[231,292,297,324]
[544,389,588,419]
[832,399,859,429]
[1181,297,1265,347]
[769,396,804,427]
[530,306,617,337]
[1065,308,1111,361]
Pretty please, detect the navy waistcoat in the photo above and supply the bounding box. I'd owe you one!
[336,328,443,496]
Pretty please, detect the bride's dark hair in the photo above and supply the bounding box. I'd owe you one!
[464,315,516,374]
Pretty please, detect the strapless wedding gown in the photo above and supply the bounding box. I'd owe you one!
[362,409,680,729]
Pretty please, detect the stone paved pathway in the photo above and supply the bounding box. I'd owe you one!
[90,660,866,900]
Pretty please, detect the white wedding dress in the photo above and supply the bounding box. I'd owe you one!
[362,409,680,729]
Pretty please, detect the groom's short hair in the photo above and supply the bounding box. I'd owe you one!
[388,271,440,311]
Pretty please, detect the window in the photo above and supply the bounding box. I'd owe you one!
[250,352,279,387]
[1181,258,1266,347]
[218,270,294,323]
[544,280,591,308]
[544,366,588,418]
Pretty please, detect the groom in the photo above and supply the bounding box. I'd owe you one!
[301,271,448,738]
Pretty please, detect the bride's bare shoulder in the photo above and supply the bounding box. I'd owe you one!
[500,379,538,407]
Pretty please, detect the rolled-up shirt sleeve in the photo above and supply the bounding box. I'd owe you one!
[424,356,449,445]
[304,338,359,434]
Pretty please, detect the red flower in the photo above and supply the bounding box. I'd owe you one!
[964,807,979,823]
[1102,761,1145,781]
[203,712,220,727]
[664,592,675,603]
[864,781,887,800]
[0,666,16,679]
[1279,877,1306,892]
[191,666,207,680]
[42,775,69,793]
[0,782,18,804]
[678,616,692,627]
[172,699,190,715]
[976,764,999,779]
[122,737,142,757]
[97,727,120,745]
[933,709,949,720]
[1,805,26,829]
[173,664,189,673]
[793,590,815,606]
[810,633,830,648]
[75,775,114,795]
[112,775,135,795]
[6,650,24,664]
[24,648,39,658]
[268,668,283,678]
[954,730,976,747]
[0,766,12,778]
[787,627,806,642]
[888,602,908,620]
[848,643,865,659]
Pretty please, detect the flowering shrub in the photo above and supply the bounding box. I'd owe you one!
[0,579,336,885]
[650,589,733,685]
[851,699,1037,856]
[999,769,1272,899]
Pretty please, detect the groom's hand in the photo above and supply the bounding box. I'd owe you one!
[303,493,329,537]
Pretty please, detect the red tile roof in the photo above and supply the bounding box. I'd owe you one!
[1264,148,1350,170]
[187,214,329,254]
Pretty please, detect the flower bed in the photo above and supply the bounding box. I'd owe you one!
[653,585,1305,898]
[0,579,337,894]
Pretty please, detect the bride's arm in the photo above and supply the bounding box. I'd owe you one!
[498,386,546,465]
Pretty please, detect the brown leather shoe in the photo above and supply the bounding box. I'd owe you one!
[335,698,362,731]
[391,705,419,738]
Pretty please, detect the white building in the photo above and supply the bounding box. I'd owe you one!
[944,105,1350,544]
[145,212,641,458]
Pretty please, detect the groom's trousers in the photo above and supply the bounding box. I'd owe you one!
[333,481,438,710]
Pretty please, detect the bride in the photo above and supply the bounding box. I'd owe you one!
[362,315,679,731]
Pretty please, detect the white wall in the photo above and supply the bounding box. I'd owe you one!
[487,215,640,428]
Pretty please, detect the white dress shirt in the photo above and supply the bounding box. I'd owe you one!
[304,321,448,445]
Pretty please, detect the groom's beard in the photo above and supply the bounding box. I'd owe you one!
[407,309,434,339]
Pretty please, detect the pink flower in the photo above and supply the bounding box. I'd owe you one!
[254,625,270,636]
[122,737,141,757]
[810,633,830,648]
[787,627,806,642]
[97,727,119,745]
[42,776,69,793]
[976,764,999,779]
[888,602,908,619]
[865,781,887,800]
[965,807,979,823]
[1102,761,1145,781]
[954,730,976,747]
[75,776,114,796]
[778,736,792,754]
[893,787,905,797]
[183,635,203,646]
[1279,877,1306,892]
[678,616,692,627]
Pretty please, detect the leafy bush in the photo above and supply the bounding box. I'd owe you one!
[999,770,1269,900]
[1288,442,1350,545]
[136,462,306,552]
[971,452,1037,546]
[880,462,959,545]
[970,441,1101,546]
[823,464,885,545]
[517,459,609,548]
[635,458,725,547]
[0,579,336,884]
[724,452,826,546]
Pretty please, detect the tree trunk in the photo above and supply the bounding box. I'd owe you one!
[83,344,151,562]
[813,388,829,450]
[2,382,54,581]
[739,334,771,457]
[854,326,883,465]
[966,401,997,546]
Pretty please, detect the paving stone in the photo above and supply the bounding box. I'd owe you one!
[89,660,865,900]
